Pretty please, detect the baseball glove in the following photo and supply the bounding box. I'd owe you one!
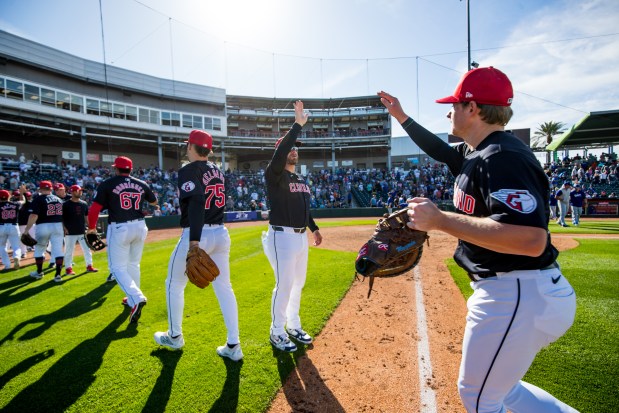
[85,232,107,251]
[186,245,220,288]
[20,233,37,247]
[355,208,429,298]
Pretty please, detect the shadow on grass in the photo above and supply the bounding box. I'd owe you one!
[142,349,184,413]
[0,349,55,391]
[208,357,244,413]
[0,271,88,309]
[272,345,344,412]
[0,282,113,346]
[2,307,136,412]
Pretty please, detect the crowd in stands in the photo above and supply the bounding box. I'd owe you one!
[2,151,617,215]
[544,152,619,199]
[228,126,388,139]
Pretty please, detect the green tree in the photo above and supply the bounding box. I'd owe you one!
[533,121,566,163]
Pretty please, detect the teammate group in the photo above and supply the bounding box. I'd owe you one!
[3,66,579,412]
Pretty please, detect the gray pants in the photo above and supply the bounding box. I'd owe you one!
[557,202,569,225]
[571,206,582,225]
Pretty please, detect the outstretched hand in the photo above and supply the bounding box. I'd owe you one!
[377,91,409,124]
[294,100,309,127]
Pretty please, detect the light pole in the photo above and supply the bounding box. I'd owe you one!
[467,0,471,70]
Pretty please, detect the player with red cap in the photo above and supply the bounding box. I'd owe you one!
[88,156,158,324]
[154,129,242,360]
[17,189,34,259]
[378,67,577,412]
[24,180,65,281]
[62,185,98,275]
[0,189,22,271]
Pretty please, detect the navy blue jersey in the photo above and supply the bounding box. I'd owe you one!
[570,190,585,207]
[62,199,89,235]
[18,200,32,225]
[93,175,156,223]
[0,201,20,225]
[178,160,225,226]
[403,118,557,274]
[265,123,318,231]
[29,194,64,224]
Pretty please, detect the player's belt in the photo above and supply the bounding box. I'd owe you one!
[468,261,560,282]
[271,225,306,234]
[110,218,144,224]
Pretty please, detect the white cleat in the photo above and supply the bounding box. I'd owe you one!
[216,343,244,361]
[154,332,185,350]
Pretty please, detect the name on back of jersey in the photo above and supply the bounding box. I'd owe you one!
[113,181,145,195]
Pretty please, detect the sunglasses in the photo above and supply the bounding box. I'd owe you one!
[290,146,298,152]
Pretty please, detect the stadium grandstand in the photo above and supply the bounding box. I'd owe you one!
[1,29,617,217]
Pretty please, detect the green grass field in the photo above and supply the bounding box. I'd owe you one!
[0,224,356,412]
[1,218,617,412]
[447,233,619,412]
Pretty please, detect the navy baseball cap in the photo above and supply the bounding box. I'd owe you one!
[436,67,513,106]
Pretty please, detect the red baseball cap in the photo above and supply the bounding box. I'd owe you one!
[39,180,53,190]
[70,185,82,192]
[54,183,65,190]
[187,130,213,149]
[275,137,302,149]
[436,66,513,107]
[112,156,133,169]
[0,190,10,200]
[12,190,20,196]
[25,191,32,197]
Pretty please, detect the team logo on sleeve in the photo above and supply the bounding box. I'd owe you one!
[491,189,537,213]
[181,181,196,192]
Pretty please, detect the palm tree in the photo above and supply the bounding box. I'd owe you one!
[533,121,566,163]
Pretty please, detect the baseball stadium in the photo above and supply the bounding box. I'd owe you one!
[1,2,618,412]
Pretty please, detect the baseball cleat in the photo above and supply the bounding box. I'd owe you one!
[270,333,297,352]
[13,258,20,269]
[129,301,146,323]
[47,262,55,269]
[53,274,63,283]
[86,265,99,273]
[154,332,184,350]
[121,297,130,307]
[29,271,43,280]
[106,273,116,283]
[65,267,76,276]
[216,343,244,361]
[286,327,313,345]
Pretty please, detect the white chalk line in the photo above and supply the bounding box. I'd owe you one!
[414,266,438,413]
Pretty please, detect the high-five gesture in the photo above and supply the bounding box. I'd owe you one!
[294,100,309,127]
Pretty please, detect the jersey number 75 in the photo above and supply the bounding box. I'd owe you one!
[205,184,225,209]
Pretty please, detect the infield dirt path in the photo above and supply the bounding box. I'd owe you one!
[10,220,608,412]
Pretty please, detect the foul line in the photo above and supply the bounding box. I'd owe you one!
[414,266,438,413]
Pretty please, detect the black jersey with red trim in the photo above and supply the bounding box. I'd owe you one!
[178,160,225,227]
[0,201,20,225]
[63,199,89,235]
[402,118,557,274]
[18,200,32,225]
[265,123,319,231]
[92,175,156,223]
[29,194,64,224]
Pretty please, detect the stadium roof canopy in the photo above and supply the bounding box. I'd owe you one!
[227,95,383,110]
[546,109,619,151]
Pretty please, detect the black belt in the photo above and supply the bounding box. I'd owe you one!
[111,218,144,224]
[271,226,306,233]
[468,261,560,282]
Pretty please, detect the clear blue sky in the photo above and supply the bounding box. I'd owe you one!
[2,0,618,141]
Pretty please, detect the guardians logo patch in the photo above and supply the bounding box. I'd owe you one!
[491,189,537,213]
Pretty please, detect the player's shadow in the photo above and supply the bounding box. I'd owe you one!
[0,272,88,309]
[208,357,244,413]
[2,307,136,412]
[142,349,184,413]
[0,282,113,346]
[272,346,345,412]
[0,276,31,292]
[0,349,55,391]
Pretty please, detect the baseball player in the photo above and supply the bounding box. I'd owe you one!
[24,181,65,282]
[63,185,98,275]
[569,184,585,226]
[263,100,322,353]
[0,190,22,271]
[87,156,158,324]
[555,182,571,227]
[54,183,71,201]
[154,130,242,361]
[17,190,33,259]
[379,67,577,412]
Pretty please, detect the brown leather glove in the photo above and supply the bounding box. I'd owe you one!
[186,245,220,288]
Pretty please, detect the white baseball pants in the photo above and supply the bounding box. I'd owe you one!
[0,224,21,266]
[64,234,93,269]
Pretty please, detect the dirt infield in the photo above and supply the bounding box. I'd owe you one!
[8,221,606,411]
